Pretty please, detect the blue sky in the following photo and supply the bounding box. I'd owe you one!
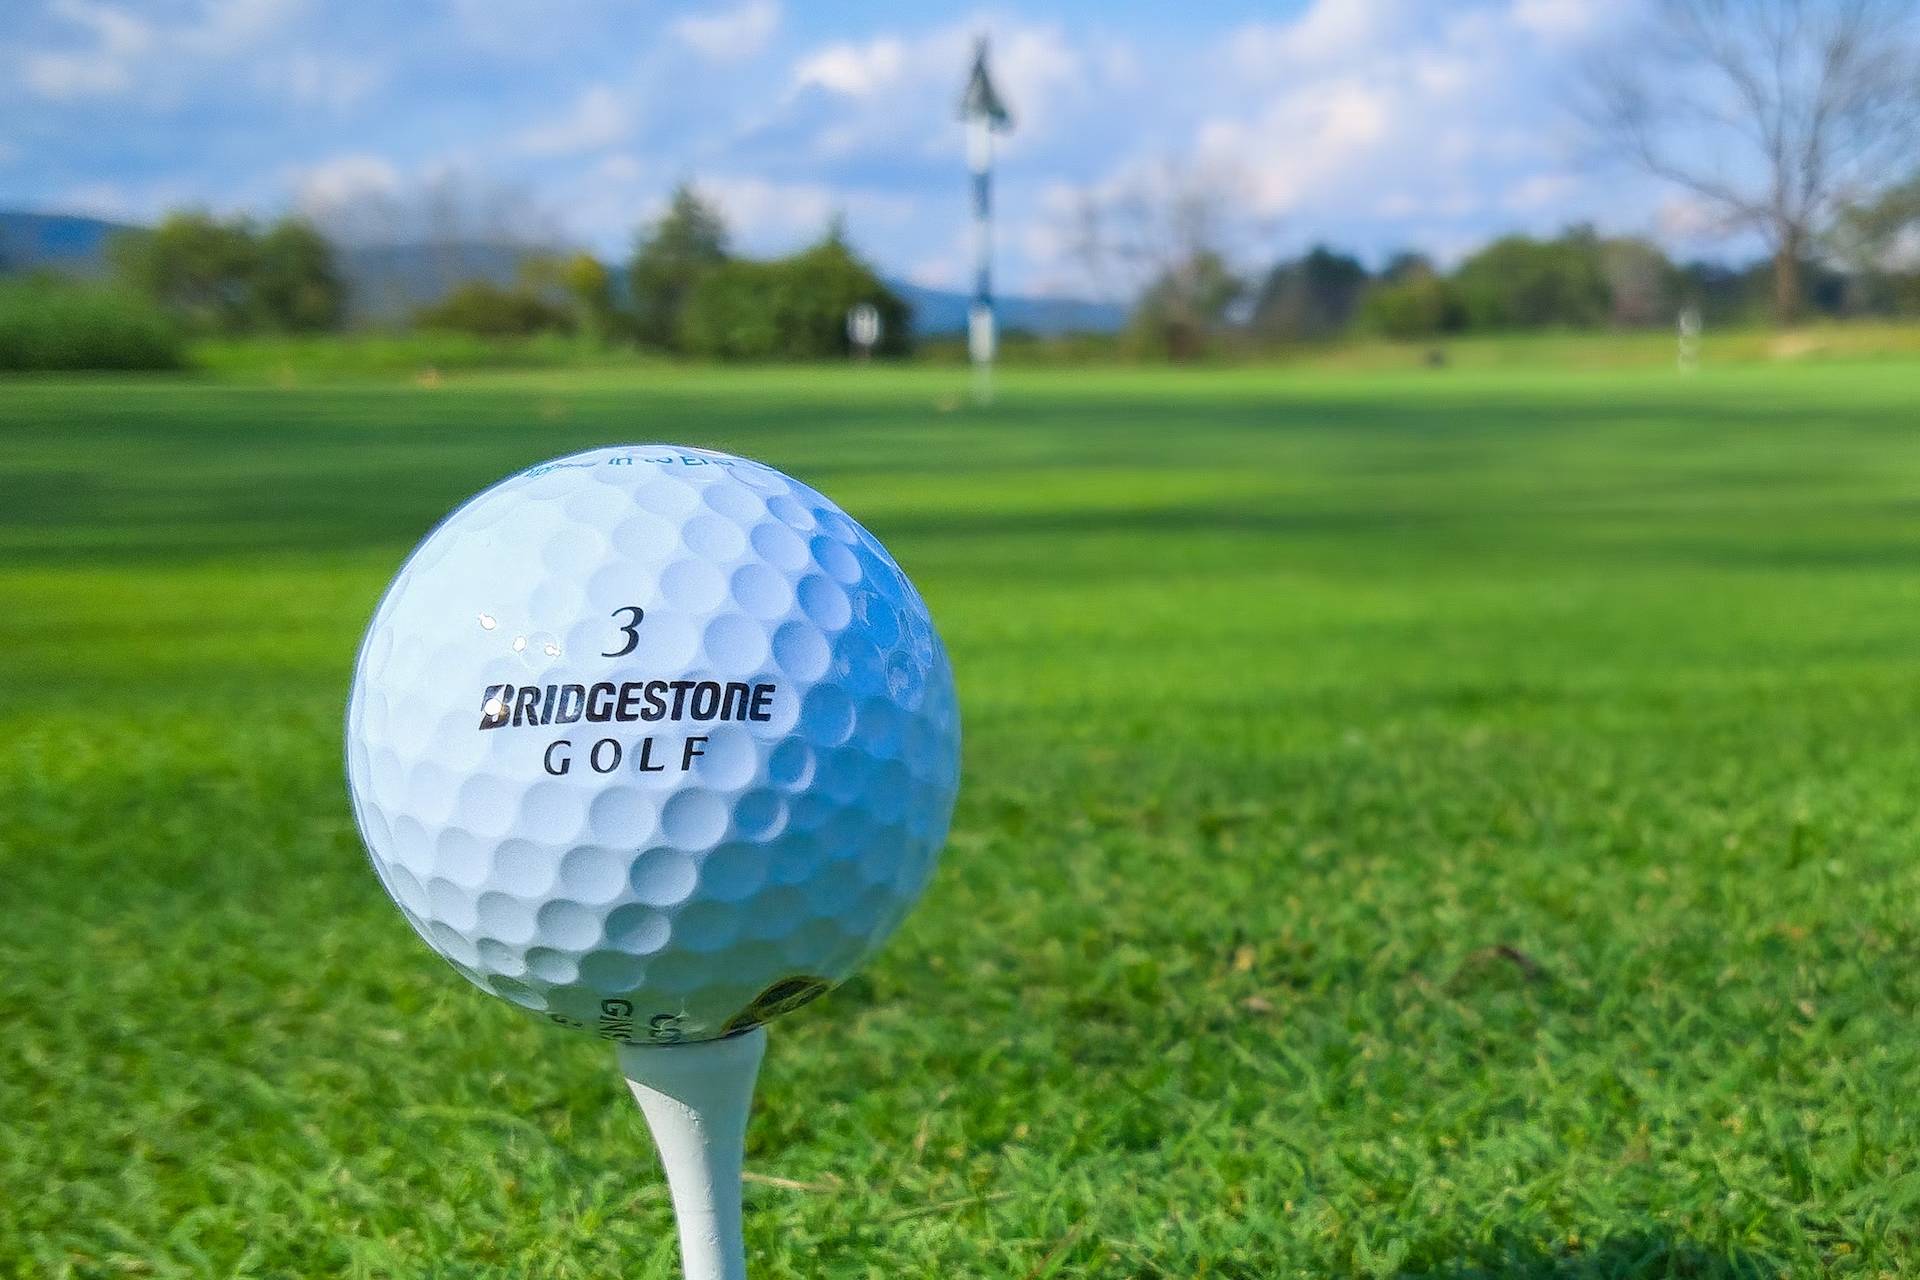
[2,0,1722,295]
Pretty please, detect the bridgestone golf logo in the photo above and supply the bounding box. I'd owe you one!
[479,680,778,777]
[479,680,777,729]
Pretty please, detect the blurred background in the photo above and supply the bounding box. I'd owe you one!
[5,0,1920,370]
[5,2,1920,1277]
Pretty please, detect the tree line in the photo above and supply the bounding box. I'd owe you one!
[86,185,907,360]
[1128,220,1920,358]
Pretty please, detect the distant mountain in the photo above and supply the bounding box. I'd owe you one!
[888,280,1126,337]
[337,241,532,324]
[0,211,135,276]
[0,208,1128,336]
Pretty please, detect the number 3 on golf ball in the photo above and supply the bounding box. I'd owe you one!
[345,446,961,1043]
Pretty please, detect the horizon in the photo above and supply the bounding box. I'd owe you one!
[5,0,1763,297]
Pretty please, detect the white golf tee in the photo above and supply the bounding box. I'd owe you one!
[618,1027,769,1280]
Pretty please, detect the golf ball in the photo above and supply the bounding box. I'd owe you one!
[345,445,960,1043]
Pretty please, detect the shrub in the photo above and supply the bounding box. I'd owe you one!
[0,279,186,371]
[413,282,574,338]
[1359,274,1467,339]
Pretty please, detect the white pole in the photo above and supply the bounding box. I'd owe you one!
[618,1027,769,1280]
[966,115,996,405]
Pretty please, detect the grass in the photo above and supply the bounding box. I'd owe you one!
[183,318,1920,384]
[3,359,1919,1277]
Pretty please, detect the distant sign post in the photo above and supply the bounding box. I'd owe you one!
[1677,305,1702,373]
[846,303,881,362]
[959,36,1013,405]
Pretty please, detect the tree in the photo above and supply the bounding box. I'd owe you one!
[1129,252,1241,359]
[1379,251,1437,284]
[1251,246,1369,342]
[629,184,729,350]
[1061,160,1264,360]
[1601,237,1680,327]
[110,212,257,333]
[678,223,908,361]
[518,251,619,339]
[1452,230,1611,330]
[1831,172,1920,313]
[1358,268,1466,340]
[1585,0,1920,323]
[110,211,344,334]
[299,170,566,325]
[253,219,345,332]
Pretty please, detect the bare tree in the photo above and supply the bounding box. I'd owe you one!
[1061,160,1270,359]
[1585,0,1920,322]
[297,170,568,324]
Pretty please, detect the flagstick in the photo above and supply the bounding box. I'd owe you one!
[967,113,996,407]
[960,35,1011,407]
[619,1028,769,1280]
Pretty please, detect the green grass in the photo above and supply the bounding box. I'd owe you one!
[3,360,1919,1277]
[190,331,648,380]
[187,319,1920,383]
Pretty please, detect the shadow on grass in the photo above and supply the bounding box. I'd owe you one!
[1426,1231,1775,1279]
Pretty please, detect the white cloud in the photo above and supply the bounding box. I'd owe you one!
[675,0,780,62]
[1185,0,1610,237]
[1513,0,1611,41]
[1227,0,1408,69]
[906,253,962,289]
[792,35,907,97]
[696,175,915,251]
[597,153,643,183]
[21,0,151,99]
[701,175,836,241]
[58,180,137,219]
[779,20,1084,165]
[187,0,305,54]
[1656,195,1726,242]
[1194,78,1395,217]
[271,51,383,112]
[57,175,206,222]
[20,0,303,101]
[1504,172,1579,212]
[512,85,633,156]
[290,153,400,207]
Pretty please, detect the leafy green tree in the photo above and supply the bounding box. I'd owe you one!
[111,212,256,333]
[253,219,345,332]
[111,211,344,334]
[1251,246,1369,342]
[1357,270,1466,339]
[678,223,908,360]
[1452,231,1610,330]
[629,185,729,350]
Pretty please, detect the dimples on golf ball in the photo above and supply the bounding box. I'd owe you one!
[345,445,960,1043]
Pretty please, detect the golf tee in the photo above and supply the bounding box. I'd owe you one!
[618,1027,768,1280]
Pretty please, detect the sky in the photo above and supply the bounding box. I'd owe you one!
[1,0,1729,296]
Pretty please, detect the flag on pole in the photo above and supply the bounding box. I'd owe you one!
[958,37,1012,400]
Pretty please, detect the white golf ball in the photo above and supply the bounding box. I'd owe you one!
[345,445,961,1043]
